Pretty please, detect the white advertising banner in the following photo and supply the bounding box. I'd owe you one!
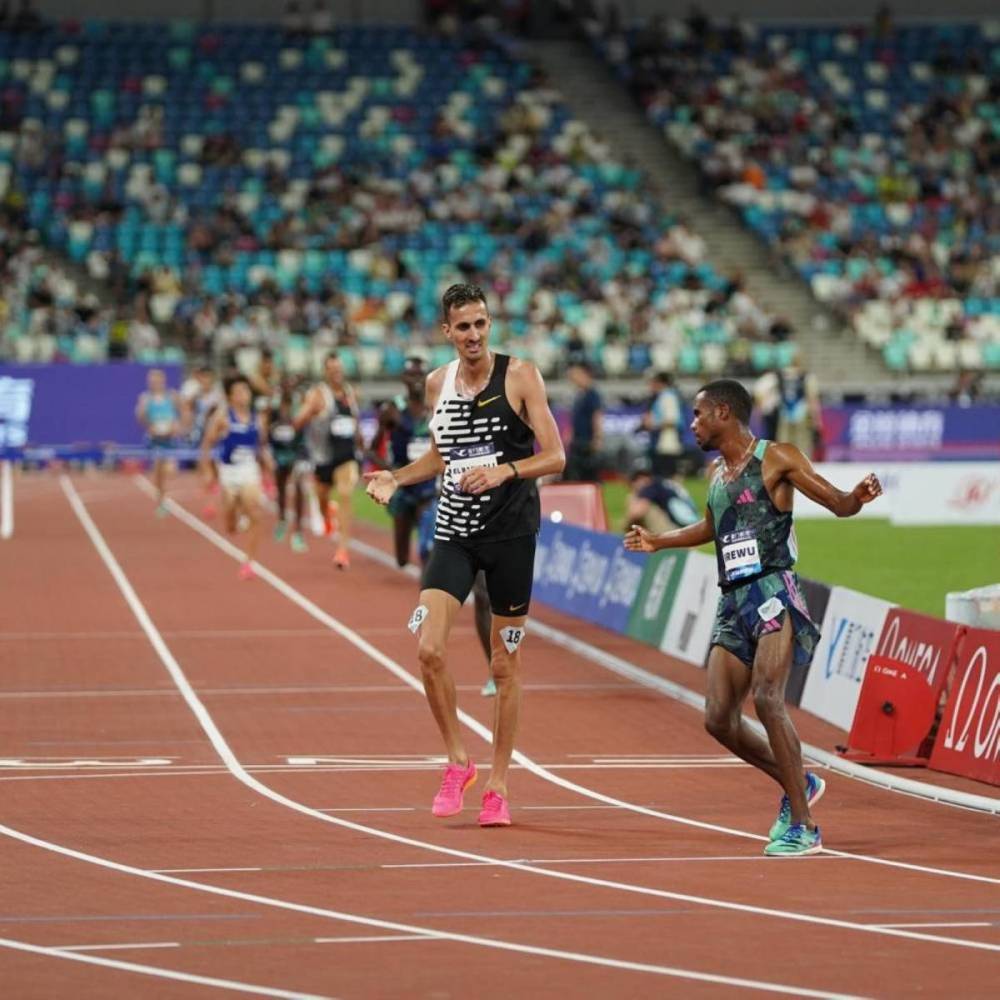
[891,463,1000,525]
[800,586,894,731]
[792,463,903,520]
[660,551,718,667]
[793,462,1000,525]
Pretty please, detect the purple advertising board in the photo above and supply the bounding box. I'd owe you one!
[0,363,184,449]
[822,404,1000,462]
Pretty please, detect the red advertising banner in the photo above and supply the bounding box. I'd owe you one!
[929,627,1000,787]
[843,609,964,765]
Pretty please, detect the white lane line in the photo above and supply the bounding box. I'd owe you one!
[0,936,331,999]
[381,855,793,870]
[152,482,1000,890]
[61,935,433,951]
[154,868,263,874]
[0,821,857,1000]
[61,942,180,952]
[112,480,1000,954]
[351,533,1000,874]
[318,808,415,813]
[313,935,439,945]
[873,922,994,930]
[48,476,867,997]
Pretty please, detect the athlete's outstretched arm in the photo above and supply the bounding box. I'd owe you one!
[460,361,565,494]
[624,512,714,553]
[770,442,882,517]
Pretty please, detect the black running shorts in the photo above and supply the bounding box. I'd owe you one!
[422,533,536,617]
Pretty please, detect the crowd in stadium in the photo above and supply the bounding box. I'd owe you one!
[587,7,999,368]
[0,4,996,379]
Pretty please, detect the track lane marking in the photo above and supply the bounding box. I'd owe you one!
[98,478,1000,952]
[0,819,858,1000]
[0,936,332,999]
[144,479,1000,889]
[25,475,869,998]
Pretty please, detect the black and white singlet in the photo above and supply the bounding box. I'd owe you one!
[429,353,538,543]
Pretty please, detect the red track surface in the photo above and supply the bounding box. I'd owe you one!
[1,471,998,999]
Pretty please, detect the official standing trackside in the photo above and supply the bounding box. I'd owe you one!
[365,283,566,827]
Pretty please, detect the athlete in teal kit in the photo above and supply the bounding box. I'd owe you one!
[626,379,881,856]
[135,368,182,515]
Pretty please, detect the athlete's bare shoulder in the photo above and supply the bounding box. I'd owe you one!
[507,356,539,377]
[764,440,808,474]
[506,356,544,395]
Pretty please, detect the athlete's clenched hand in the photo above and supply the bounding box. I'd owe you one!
[364,469,398,506]
[853,472,882,506]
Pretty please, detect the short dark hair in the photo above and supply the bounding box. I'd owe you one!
[324,351,340,365]
[698,378,752,424]
[224,374,250,396]
[442,283,488,321]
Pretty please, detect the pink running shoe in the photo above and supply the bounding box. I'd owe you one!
[431,761,477,818]
[238,562,256,581]
[478,790,511,827]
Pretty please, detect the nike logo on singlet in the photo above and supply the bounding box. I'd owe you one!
[477,395,501,408]
[509,602,527,612]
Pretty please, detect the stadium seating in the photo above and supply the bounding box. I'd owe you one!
[590,17,1000,372]
[0,19,787,374]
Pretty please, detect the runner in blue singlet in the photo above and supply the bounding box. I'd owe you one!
[201,376,270,580]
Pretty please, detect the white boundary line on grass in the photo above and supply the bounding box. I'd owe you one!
[0,936,332,999]
[351,533,1000,818]
[122,476,1000,916]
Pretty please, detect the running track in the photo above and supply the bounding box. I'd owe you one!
[1,472,998,999]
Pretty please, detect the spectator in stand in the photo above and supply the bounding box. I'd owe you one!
[564,361,603,482]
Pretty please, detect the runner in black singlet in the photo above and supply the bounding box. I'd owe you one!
[626,379,881,857]
[365,284,566,827]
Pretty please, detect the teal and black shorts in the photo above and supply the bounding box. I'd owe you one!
[710,569,820,670]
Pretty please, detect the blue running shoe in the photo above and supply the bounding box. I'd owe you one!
[768,771,826,842]
[764,823,822,857]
